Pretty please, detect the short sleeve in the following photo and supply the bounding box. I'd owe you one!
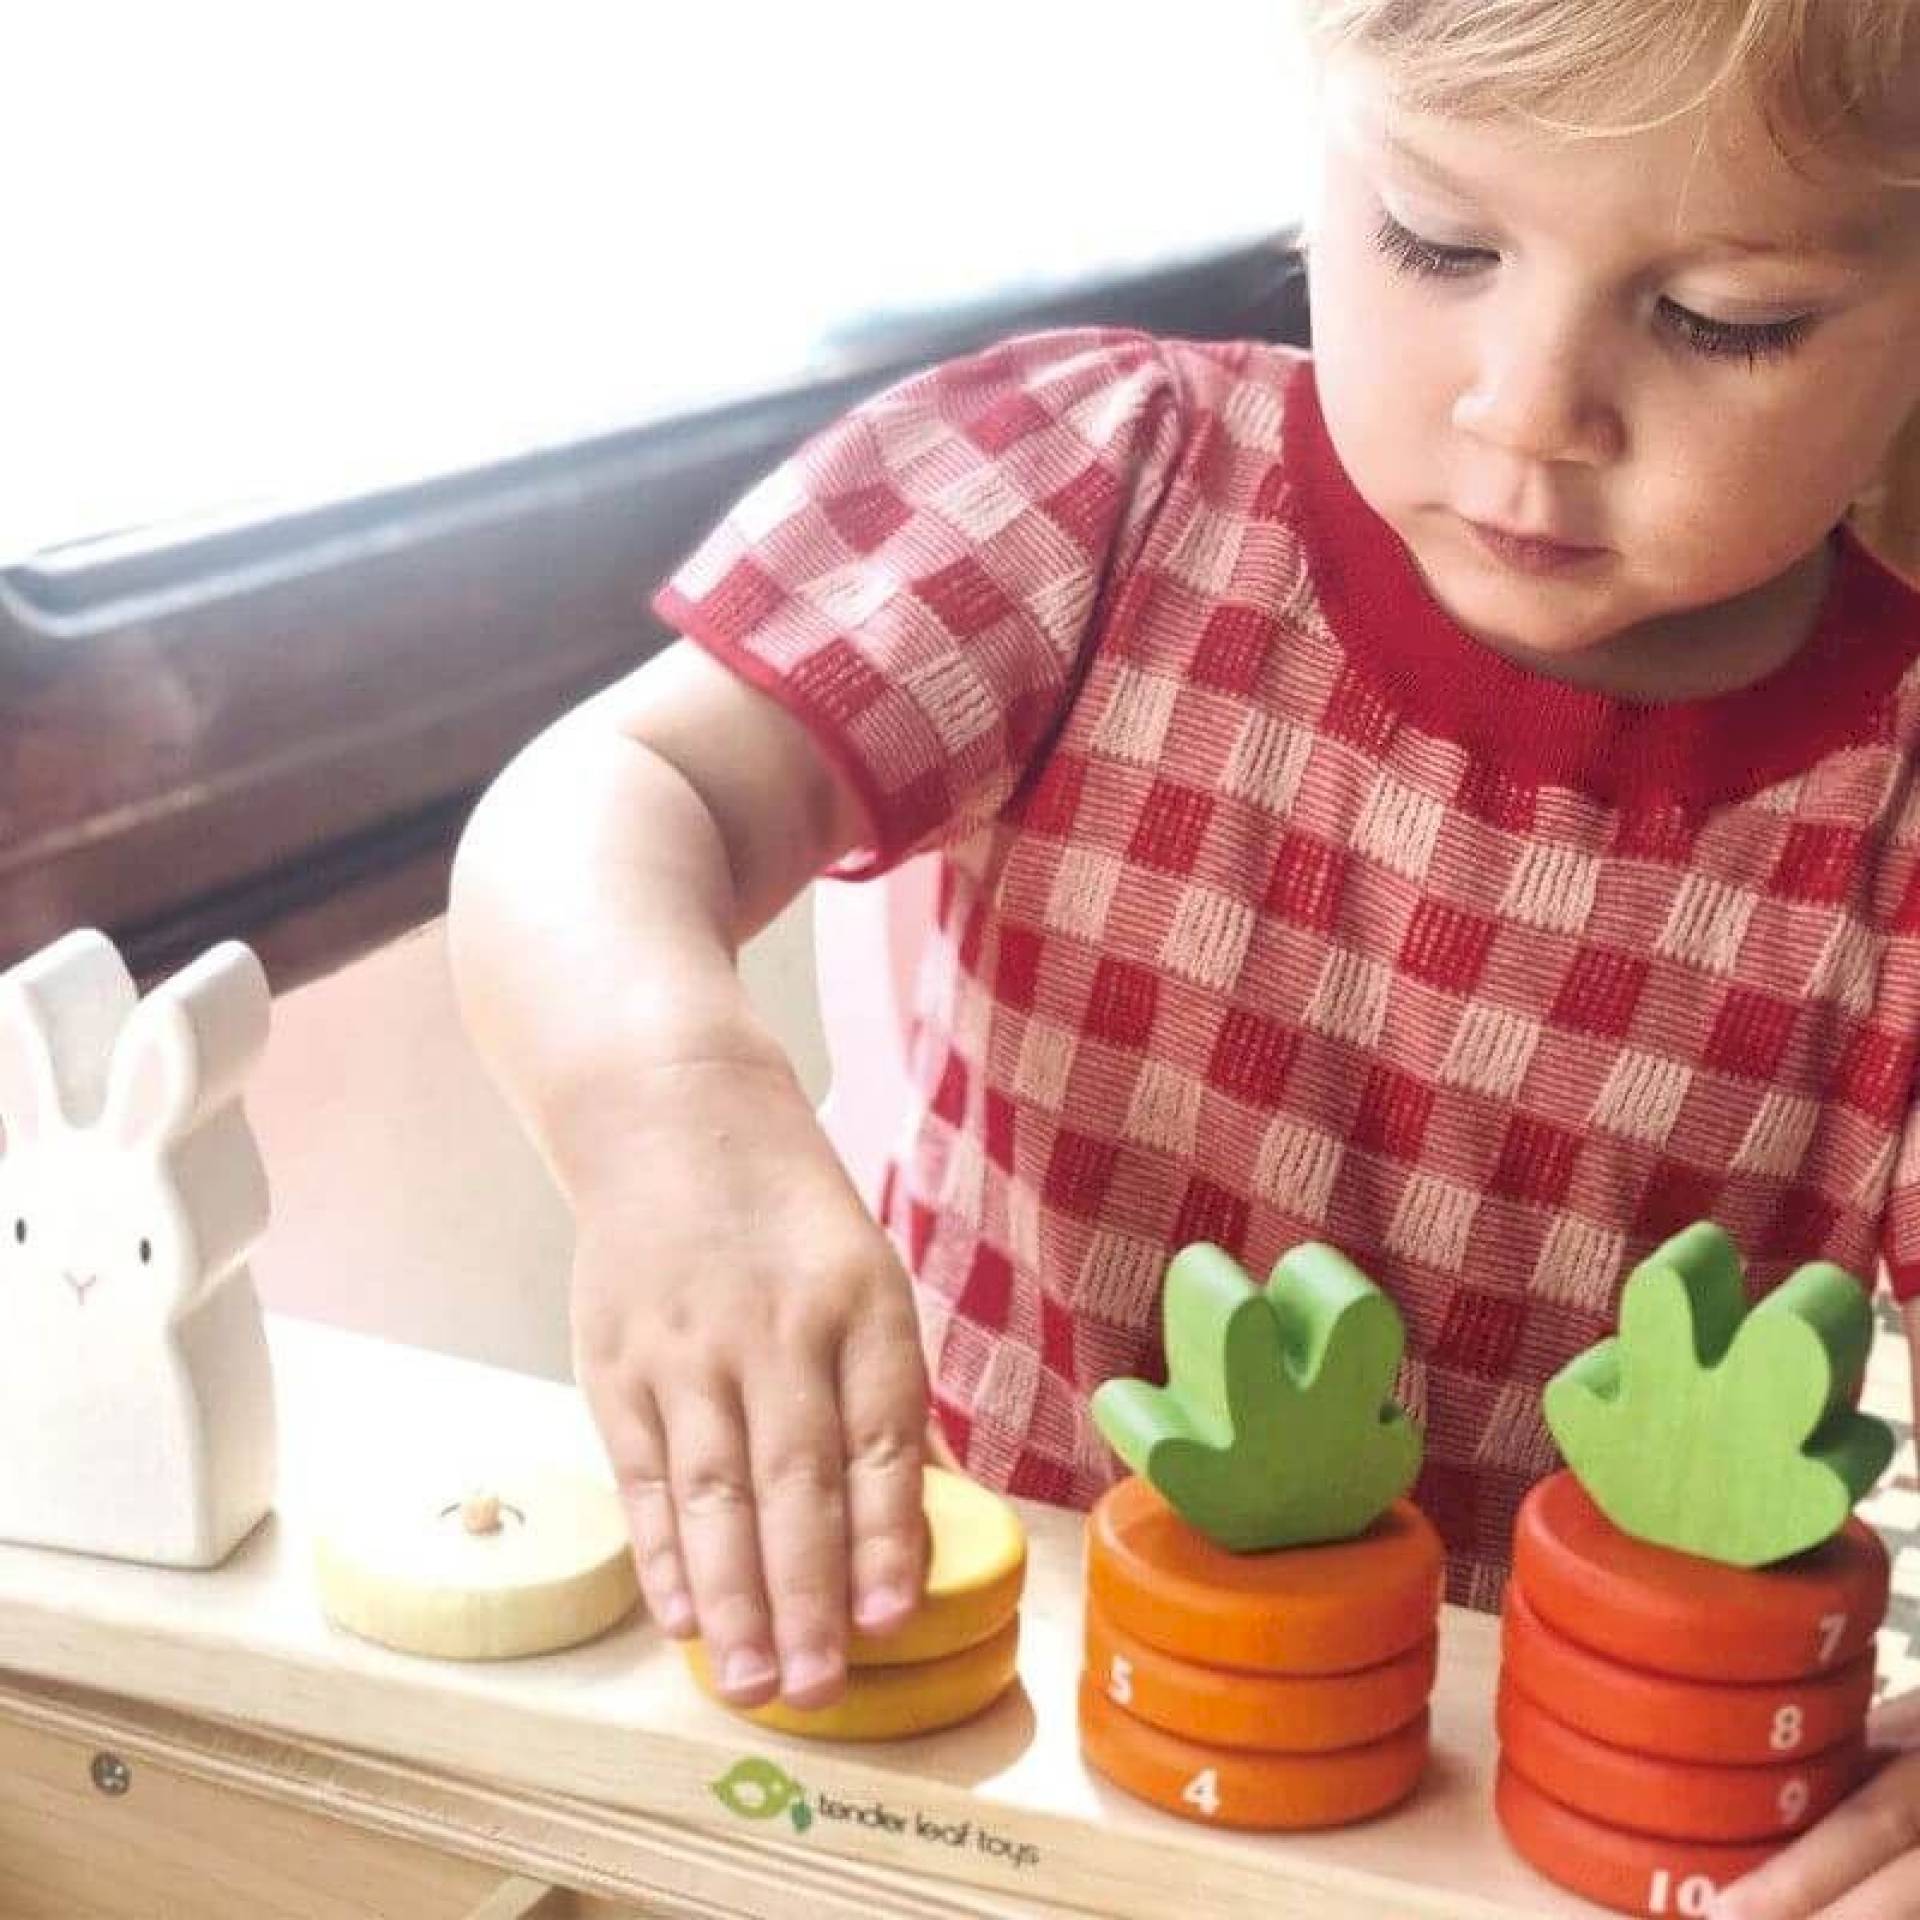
[651,327,1188,877]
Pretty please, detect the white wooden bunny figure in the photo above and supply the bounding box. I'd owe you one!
[0,929,277,1566]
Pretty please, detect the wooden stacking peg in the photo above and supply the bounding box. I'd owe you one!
[1080,1676,1428,1831]
[685,1615,1020,1742]
[1497,1682,1864,1844]
[1544,1223,1892,1568]
[1503,1581,1875,1765]
[1086,1603,1434,1753]
[1088,1474,1442,1675]
[1496,1762,1783,1918]
[1514,1470,1887,1683]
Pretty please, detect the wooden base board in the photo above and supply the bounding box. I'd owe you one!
[0,1318,1598,1918]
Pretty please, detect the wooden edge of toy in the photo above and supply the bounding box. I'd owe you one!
[683,1614,1020,1742]
[1087,1477,1441,1674]
[1085,1602,1434,1753]
[1502,1581,1874,1764]
[848,1467,1027,1668]
[1497,1680,1863,1844]
[1495,1762,1783,1918]
[1077,1674,1428,1832]
[1514,1471,1887,1682]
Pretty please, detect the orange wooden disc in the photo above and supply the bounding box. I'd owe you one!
[1087,1476,1443,1675]
[1514,1471,1887,1683]
[1499,1682,1864,1844]
[1497,1761,1783,1917]
[1079,1674,1428,1831]
[1086,1601,1434,1753]
[1503,1580,1874,1765]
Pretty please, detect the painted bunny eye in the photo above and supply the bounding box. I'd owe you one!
[138,1238,152,1265]
[11,1219,23,1246]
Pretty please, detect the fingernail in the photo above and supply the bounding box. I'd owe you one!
[856,1584,912,1631]
[782,1649,842,1699]
[654,1592,695,1636]
[721,1649,778,1694]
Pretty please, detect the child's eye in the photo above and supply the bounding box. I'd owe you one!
[1372,211,1494,280]
[1656,299,1814,366]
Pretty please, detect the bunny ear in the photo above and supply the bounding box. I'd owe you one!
[101,942,270,1151]
[0,930,140,1144]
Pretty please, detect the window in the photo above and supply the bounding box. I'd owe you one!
[0,3,1313,985]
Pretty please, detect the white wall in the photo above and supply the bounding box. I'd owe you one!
[247,893,828,1380]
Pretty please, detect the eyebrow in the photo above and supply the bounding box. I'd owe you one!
[1380,128,1886,264]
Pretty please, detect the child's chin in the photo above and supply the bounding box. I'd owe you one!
[1425,564,1620,663]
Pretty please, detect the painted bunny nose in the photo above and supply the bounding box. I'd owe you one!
[62,1271,97,1305]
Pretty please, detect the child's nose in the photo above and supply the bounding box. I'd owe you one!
[1451,333,1623,470]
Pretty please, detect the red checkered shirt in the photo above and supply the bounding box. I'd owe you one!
[654,328,1920,1608]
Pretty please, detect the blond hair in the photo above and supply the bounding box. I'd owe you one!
[1293,0,1920,579]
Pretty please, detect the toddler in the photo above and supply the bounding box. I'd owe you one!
[449,2,1919,1907]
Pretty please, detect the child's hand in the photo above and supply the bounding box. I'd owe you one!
[569,1055,933,1713]
[1711,1709,1920,1917]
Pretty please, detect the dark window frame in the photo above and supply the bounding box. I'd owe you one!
[0,237,1308,991]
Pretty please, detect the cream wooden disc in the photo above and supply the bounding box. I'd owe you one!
[314,1468,638,1660]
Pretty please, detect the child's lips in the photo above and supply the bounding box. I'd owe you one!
[1461,516,1610,575]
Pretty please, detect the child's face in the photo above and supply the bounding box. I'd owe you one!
[1308,57,1920,665]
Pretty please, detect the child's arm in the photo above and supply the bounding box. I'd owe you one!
[1708,1301,1920,1917]
[447,640,932,1711]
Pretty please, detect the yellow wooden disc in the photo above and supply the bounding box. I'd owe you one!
[314,1467,639,1660]
[848,1467,1027,1668]
[685,1614,1021,1741]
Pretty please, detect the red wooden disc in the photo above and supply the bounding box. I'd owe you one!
[1503,1579,1873,1765]
[1514,1471,1887,1682]
[1496,1762,1783,1917]
[1499,1680,1864,1843]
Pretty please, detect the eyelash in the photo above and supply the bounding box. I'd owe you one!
[1369,212,1816,366]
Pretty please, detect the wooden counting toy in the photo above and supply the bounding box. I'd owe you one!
[0,929,278,1568]
[315,1466,640,1659]
[1079,1241,1441,1831]
[1496,1221,1895,1915]
[682,1466,1027,1740]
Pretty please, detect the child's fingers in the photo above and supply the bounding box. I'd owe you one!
[658,1378,780,1706]
[838,1303,933,1635]
[1710,1751,1920,1918]
[1809,1848,1920,1920]
[743,1350,852,1708]
[600,1391,694,1638]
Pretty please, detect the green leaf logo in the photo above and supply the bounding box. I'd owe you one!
[710,1756,807,1823]
[1544,1222,1895,1567]
[1093,1241,1421,1551]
